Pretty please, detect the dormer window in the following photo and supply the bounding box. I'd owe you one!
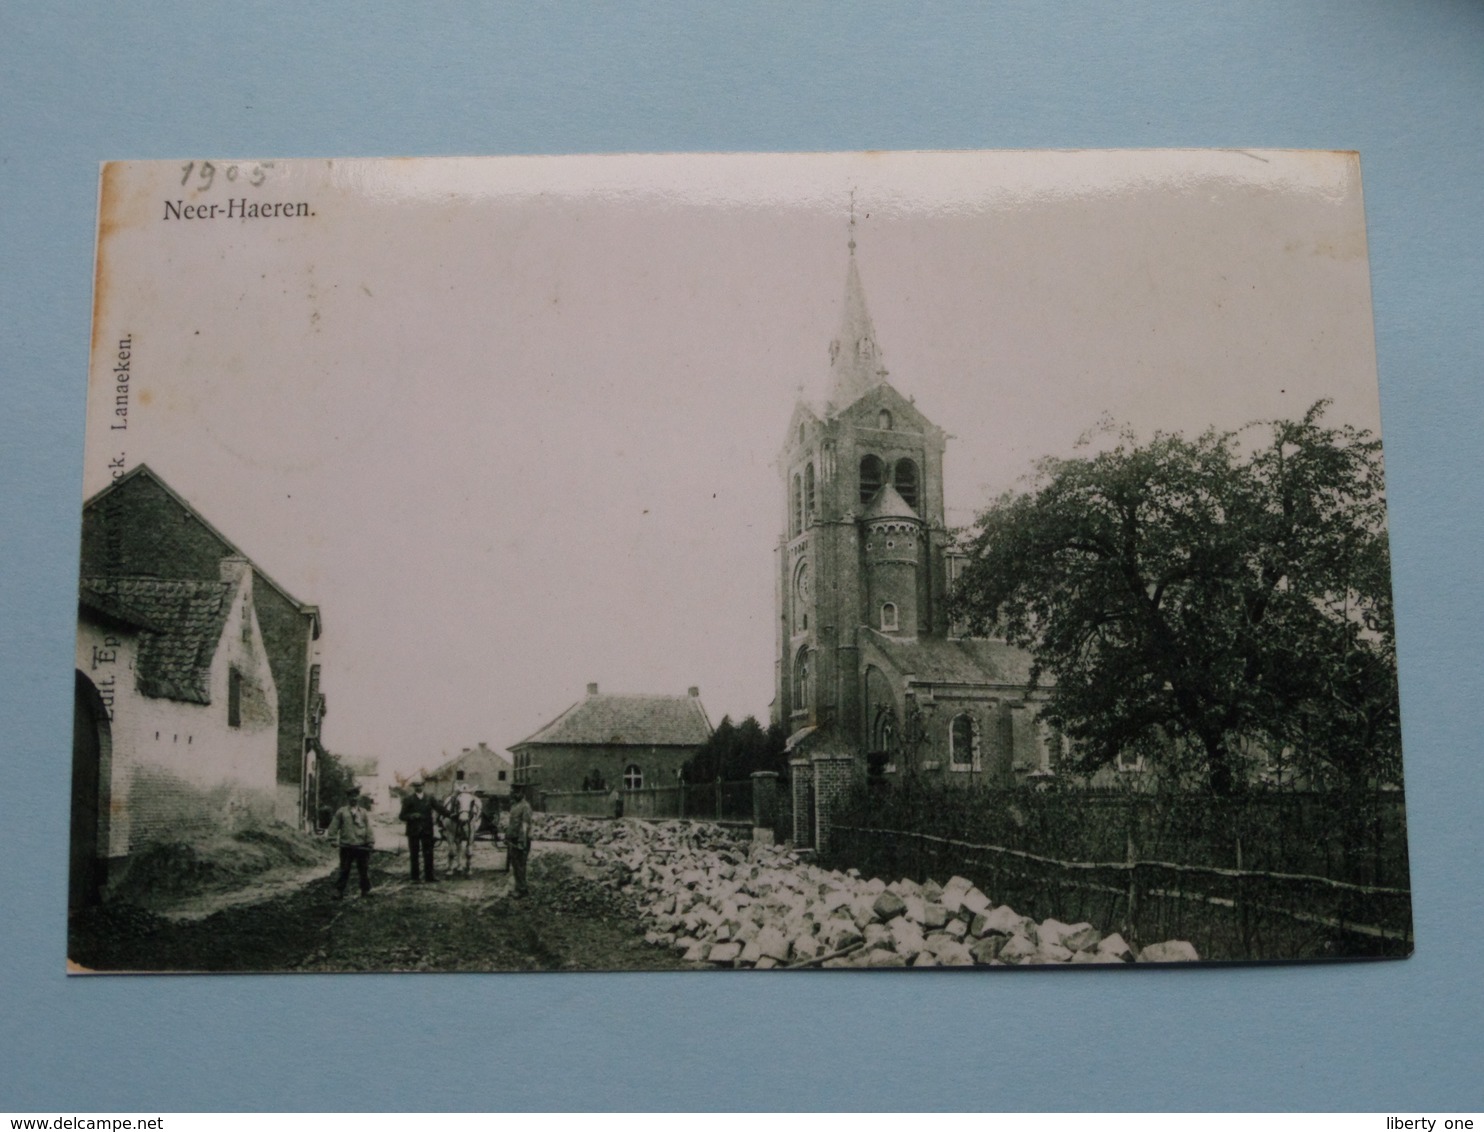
[880,602,899,632]
[879,409,893,430]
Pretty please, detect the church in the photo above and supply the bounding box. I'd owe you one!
[773,233,1063,789]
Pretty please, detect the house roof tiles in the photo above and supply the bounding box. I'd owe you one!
[514,692,713,749]
[80,576,234,704]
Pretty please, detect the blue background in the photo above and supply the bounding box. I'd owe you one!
[2,2,1480,1112]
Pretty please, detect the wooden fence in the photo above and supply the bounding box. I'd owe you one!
[827,822,1413,961]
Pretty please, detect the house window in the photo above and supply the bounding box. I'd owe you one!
[880,602,898,632]
[791,474,803,536]
[950,714,978,770]
[227,667,243,728]
[859,454,884,504]
[894,458,919,510]
[498,770,507,782]
[623,764,643,790]
[804,462,816,520]
[878,409,893,430]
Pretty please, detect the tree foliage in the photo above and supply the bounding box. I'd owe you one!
[950,402,1399,794]
[682,715,790,784]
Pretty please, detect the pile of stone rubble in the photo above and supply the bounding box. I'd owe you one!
[532,814,1198,968]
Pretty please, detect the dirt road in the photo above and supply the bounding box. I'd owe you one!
[68,840,691,973]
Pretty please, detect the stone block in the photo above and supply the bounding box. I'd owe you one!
[889,918,926,960]
[865,949,907,967]
[1037,918,1074,948]
[919,902,950,931]
[1096,933,1134,963]
[708,941,742,966]
[902,895,927,924]
[919,879,944,903]
[943,919,969,941]
[960,887,992,917]
[972,905,1022,938]
[756,926,790,962]
[682,941,712,963]
[1138,940,1200,963]
[872,890,908,921]
[936,941,975,967]
[754,956,778,970]
[911,951,939,967]
[1038,942,1074,963]
[997,935,1040,965]
[969,936,1005,965]
[1062,924,1102,953]
[863,922,892,950]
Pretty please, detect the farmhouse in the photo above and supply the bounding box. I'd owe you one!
[79,465,326,827]
[72,558,279,905]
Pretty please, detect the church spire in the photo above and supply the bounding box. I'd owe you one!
[826,198,888,412]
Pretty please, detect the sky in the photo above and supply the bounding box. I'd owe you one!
[83,150,1382,776]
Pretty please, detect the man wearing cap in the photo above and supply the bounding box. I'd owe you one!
[327,787,375,899]
[398,778,446,883]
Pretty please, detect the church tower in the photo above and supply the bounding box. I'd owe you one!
[774,229,950,750]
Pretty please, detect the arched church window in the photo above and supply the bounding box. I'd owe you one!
[879,409,893,430]
[798,422,805,445]
[880,602,898,632]
[791,474,803,536]
[894,458,919,510]
[859,455,884,505]
[950,714,978,770]
[793,559,810,631]
[623,764,643,790]
[804,462,816,520]
[793,646,811,713]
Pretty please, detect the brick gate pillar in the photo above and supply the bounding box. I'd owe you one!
[750,770,779,844]
[811,753,855,855]
[789,757,812,848]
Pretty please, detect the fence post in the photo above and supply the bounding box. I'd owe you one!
[811,752,854,857]
[751,771,779,845]
[1124,824,1140,951]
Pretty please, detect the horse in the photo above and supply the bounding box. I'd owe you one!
[440,786,483,877]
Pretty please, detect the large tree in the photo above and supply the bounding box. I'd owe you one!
[950,402,1399,794]
[682,715,789,784]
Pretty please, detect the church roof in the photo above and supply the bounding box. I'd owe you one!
[861,482,920,522]
[80,576,236,704]
[862,628,1042,688]
[826,246,889,413]
[513,691,713,749]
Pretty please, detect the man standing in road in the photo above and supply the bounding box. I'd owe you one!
[506,785,533,899]
[398,778,445,883]
[328,786,375,899]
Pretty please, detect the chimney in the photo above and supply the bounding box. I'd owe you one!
[587,682,599,696]
[219,555,251,588]
[688,686,700,698]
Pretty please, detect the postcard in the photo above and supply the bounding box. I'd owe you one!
[68,150,1410,972]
